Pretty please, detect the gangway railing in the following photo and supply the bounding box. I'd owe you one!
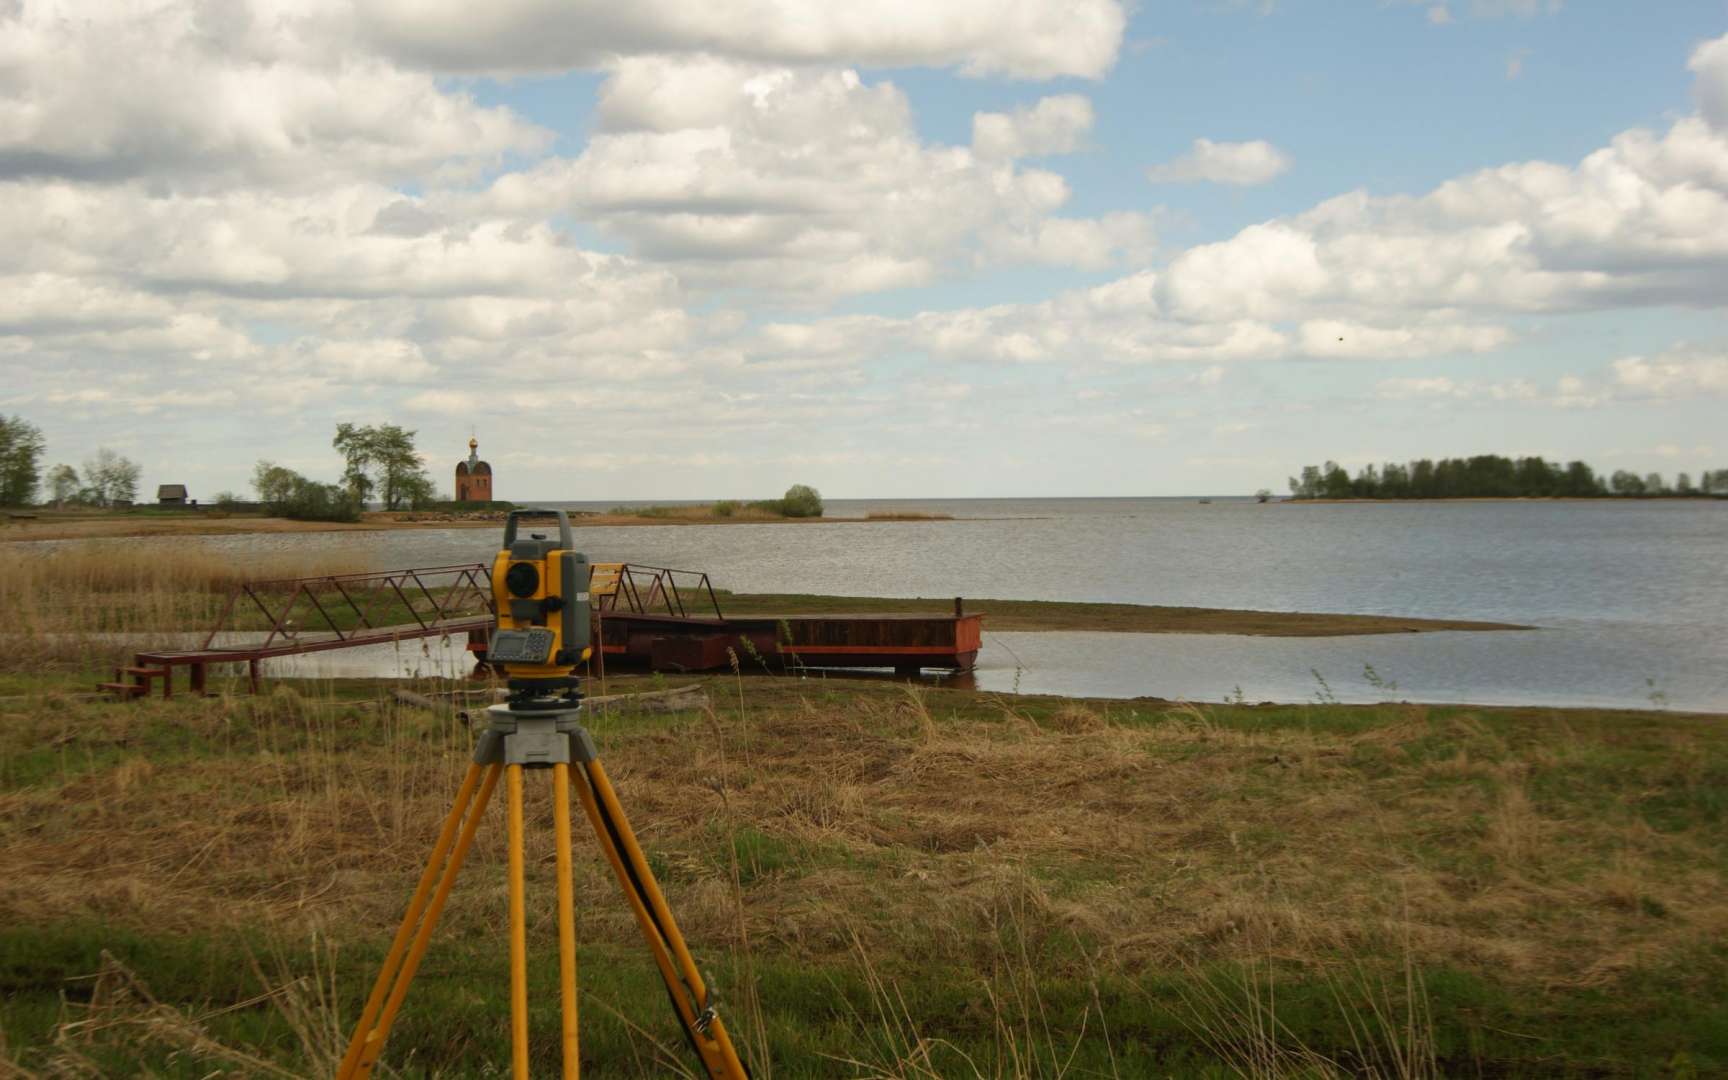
[594,564,724,620]
[199,563,495,651]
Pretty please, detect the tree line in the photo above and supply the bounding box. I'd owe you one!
[1287,455,1728,500]
[251,424,443,521]
[0,414,142,508]
[0,414,450,520]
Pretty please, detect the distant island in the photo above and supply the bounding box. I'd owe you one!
[1286,455,1728,500]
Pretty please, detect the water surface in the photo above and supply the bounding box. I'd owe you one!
[38,498,1728,710]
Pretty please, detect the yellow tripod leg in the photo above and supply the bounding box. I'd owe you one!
[347,762,503,1080]
[338,762,484,1080]
[553,762,580,1079]
[507,764,531,1080]
[573,759,751,1080]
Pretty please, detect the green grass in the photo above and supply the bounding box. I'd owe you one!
[5,920,1723,1077]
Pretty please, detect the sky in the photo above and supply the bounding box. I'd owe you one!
[3,0,1727,500]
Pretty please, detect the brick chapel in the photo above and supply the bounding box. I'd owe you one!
[455,437,492,502]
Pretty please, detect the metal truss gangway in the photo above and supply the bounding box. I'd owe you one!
[99,564,494,698]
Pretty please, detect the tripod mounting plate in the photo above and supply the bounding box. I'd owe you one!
[474,703,598,768]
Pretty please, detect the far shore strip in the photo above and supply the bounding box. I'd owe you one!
[715,592,1528,636]
[0,511,960,542]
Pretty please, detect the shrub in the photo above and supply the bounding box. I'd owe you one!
[271,476,362,522]
[712,499,738,518]
[779,483,824,518]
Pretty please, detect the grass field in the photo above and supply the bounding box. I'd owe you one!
[1,666,1724,1077]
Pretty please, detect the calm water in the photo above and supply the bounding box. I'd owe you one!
[55,498,1728,710]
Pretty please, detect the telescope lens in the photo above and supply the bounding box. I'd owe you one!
[504,561,540,598]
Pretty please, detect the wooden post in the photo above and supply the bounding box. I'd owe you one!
[954,597,964,618]
[248,659,261,695]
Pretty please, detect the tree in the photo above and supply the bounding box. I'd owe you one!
[1321,461,1351,499]
[1409,458,1436,498]
[45,463,79,507]
[0,415,46,506]
[1609,470,1645,496]
[779,483,824,518]
[1255,488,1272,504]
[1643,472,1668,496]
[83,448,141,507]
[252,461,300,505]
[400,471,437,510]
[333,423,430,510]
[1380,462,1410,499]
[250,460,360,522]
[1350,464,1380,498]
[1560,461,1602,497]
[1676,472,1696,495]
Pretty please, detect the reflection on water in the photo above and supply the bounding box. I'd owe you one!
[249,626,1714,712]
[25,498,1728,711]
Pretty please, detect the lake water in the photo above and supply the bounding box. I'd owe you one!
[47,498,1728,711]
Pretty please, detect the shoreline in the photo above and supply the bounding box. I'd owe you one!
[0,510,965,543]
[717,591,1530,636]
[1283,495,1726,504]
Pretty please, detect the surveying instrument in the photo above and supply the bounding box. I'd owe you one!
[337,509,752,1079]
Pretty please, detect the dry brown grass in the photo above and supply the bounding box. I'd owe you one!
[0,544,365,672]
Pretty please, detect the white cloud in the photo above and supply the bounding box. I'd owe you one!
[1375,375,1538,401]
[972,95,1094,160]
[482,61,1150,296]
[1299,319,1509,359]
[1373,345,1727,411]
[355,0,1127,79]
[292,338,436,382]
[0,3,548,190]
[754,85,1728,370]
[1506,49,1530,80]
[1612,348,1728,398]
[1472,0,1562,15]
[1398,0,1560,18]
[1377,376,1466,399]
[1552,374,1607,409]
[1693,34,1728,132]
[1146,138,1291,187]
[981,213,1157,271]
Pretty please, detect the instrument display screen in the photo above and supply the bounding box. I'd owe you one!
[488,628,556,664]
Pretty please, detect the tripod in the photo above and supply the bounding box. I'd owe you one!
[336,694,752,1079]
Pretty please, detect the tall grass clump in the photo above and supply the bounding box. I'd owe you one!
[0,544,363,671]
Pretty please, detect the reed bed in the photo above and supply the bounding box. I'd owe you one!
[862,511,953,521]
[0,544,365,673]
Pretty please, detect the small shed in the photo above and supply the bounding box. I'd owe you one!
[157,484,189,507]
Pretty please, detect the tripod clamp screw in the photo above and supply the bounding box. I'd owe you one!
[693,980,719,1035]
